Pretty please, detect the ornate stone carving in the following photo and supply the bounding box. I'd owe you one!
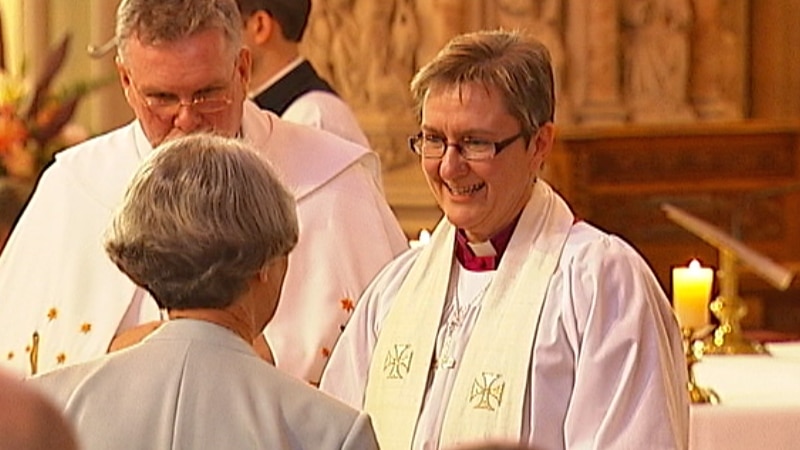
[690,0,742,120]
[621,0,695,123]
[568,0,627,124]
[491,0,571,123]
[302,0,756,237]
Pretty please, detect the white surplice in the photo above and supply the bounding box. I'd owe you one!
[249,57,370,148]
[27,319,378,450]
[320,183,689,450]
[0,101,407,383]
[282,90,370,148]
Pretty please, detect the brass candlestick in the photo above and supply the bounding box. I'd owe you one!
[703,249,768,355]
[662,203,794,356]
[682,327,719,404]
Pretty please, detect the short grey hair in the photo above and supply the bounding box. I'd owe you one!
[410,29,555,141]
[105,133,298,310]
[116,0,243,63]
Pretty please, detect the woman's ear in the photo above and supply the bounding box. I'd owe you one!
[527,122,555,173]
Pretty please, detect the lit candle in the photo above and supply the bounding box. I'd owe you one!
[409,229,431,249]
[672,259,714,330]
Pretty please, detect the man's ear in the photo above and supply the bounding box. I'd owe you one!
[237,46,252,89]
[115,57,133,103]
[244,10,275,45]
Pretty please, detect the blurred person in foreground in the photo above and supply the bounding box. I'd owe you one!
[237,0,370,146]
[0,368,78,450]
[28,134,378,450]
[321,29,689,450]
[0,0,406,384]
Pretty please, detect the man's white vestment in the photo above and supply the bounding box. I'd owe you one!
[0,101,407,383]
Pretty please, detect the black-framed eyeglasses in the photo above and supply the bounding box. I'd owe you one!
[408,132,524,161]
[128,67,236,119]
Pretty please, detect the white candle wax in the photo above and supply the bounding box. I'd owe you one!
[672,259,714,330]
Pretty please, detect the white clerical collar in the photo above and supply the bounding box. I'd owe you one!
[467,240,497,257]
[248,56,306,99]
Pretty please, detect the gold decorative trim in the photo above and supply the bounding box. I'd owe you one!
[469,372,505,411]
[383,344,413,380]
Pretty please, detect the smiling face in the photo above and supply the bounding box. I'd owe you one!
[116,28,251,148]
[420,82,554,242]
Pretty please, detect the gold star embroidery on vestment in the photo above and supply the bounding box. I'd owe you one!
[6,351,13,360]
[321,347,331,358]
[56,353,66,364]
[340,298,355,313]
[47,308,58,321]
[25,345,30,353]
[80,323,92,333]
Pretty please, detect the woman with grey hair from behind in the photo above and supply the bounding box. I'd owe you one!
[27,133,379,450]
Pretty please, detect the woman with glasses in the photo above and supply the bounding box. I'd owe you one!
[321,29,689,450]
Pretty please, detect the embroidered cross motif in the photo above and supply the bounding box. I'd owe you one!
[469,372,505,411]
[383,344,413,379]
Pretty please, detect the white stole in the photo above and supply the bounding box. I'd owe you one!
[364,181,574,449]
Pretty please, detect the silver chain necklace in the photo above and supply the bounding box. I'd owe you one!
[436,278,492,369]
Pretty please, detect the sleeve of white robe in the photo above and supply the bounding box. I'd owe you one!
[559,234,689,450]
[268,161,408,383]
[282,91,371,148]
[320,248,419,408]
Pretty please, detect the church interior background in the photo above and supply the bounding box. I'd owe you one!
[2,0,800,334]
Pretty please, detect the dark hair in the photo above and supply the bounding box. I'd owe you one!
[236,0,311,42]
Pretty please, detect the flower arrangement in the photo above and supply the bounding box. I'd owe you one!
[0,35,104,182]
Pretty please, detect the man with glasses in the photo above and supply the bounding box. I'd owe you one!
[0,0,407,386]
[236,0,370,147]
[321,30,689,450]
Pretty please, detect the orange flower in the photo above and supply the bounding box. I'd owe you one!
[0,35,106,181]
[0,111,28,156]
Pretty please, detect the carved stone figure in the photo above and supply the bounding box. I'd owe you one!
[415,0,466,67]
[690,0,740,120]
[494,0,571,122]
[357,0,419,112]
[317,0,369,108]
[622,0,695,122]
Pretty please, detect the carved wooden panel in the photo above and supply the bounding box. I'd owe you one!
[548,122,800,302]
